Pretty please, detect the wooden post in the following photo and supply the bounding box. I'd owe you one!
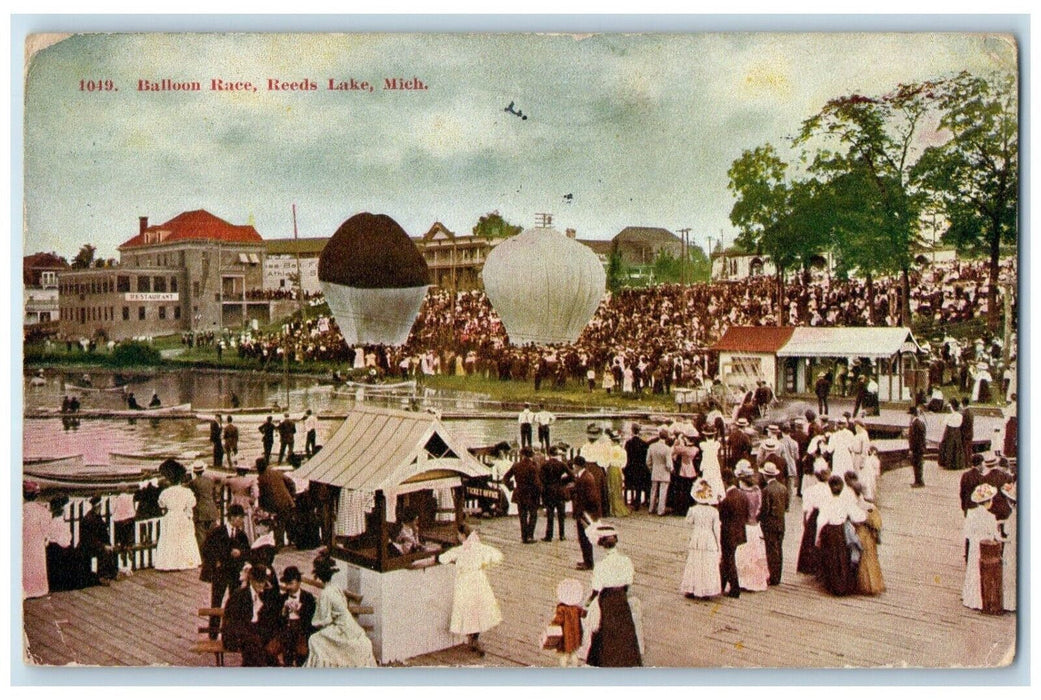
[375,490,388,572]
[453,485,464,526]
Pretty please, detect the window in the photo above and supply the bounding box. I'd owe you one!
[138,306,145,320]
[174,306,181,320]
[159,306,167,320]
[170,277,178,292]
[154,276,167,293]
[137,276,151,293]
[117,276,130,292]
[122,307,129,320]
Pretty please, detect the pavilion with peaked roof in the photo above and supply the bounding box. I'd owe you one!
[292,405,491,662]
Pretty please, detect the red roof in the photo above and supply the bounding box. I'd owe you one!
[709,325,795,353]
[119,210,262,249]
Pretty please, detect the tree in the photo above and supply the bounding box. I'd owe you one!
[914,71,1018,331]
[606,241,626,292]
[727,145,827,323]
[71,243,96,269]
[472,212,522,239]
[794,80,937,324]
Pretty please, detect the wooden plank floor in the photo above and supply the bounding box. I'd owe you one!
[21,457,1015,669]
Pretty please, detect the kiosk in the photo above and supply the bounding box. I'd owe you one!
[293,405,490,663]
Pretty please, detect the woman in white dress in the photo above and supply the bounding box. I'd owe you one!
[827,417,855,478]
[859,446,882,505]
[154,471,202,571]
[734,464,769,592]
[681,479,722,599]
[1000,483,1016,612]
[304,554,377,667]
[962,484,999,610]
[440,523,504,655]
[697,427,725,504]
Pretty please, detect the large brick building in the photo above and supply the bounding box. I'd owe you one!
[58,210,269,340]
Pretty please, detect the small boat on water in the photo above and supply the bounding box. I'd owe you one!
[109,450,200,467]
[23,454,86,472]
[192,405,283,415]
[30,403,194,419]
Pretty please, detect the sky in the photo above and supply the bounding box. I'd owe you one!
[22,31,1016,260]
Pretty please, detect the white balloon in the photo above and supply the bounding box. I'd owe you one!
[482,227,606,345]
[322,282,429,346]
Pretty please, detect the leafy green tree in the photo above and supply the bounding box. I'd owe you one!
[651,248,682,283]
[795,81,937,324]
[71,243,96,269]
[913,71,1018,330]
[727,145,827,322]
[472,212,522,239]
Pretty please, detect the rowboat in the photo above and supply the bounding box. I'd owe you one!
[109,450,200,467]
[29,403,194,419]
[23,454,86,472]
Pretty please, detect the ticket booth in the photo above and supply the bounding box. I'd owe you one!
[294,405,492,663]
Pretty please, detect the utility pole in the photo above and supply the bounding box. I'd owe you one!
[535,213,553,228]
[677,228,691,285]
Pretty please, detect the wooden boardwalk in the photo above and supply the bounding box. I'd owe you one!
[22,457,1015,669]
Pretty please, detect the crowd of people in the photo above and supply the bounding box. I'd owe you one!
[204,259,1016,410]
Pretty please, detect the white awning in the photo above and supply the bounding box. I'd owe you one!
[248,253,261,264]
[776,327,922,359]
[238,253,249,263]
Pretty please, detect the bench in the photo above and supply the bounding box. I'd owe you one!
[191,584,375,665]
[191,607,238,667]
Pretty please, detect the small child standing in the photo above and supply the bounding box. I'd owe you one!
[545,578,585,667]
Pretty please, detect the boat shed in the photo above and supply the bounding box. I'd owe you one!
[292,405,491,663]
[709,326,795,401]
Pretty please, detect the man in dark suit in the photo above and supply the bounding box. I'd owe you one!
[718,470,750,598]
[960,397,975,466]
[503,446,543,543]
[726,418,753,470]
[277,413,296,464]
[759,463,789,586]
[201,504,251,638]
[222,563,282,666]
[908,405,928,488]
[270,565,316,667]
[79,495,119,584]
[258,416,276,463]
[569,456,602,570]
[540,446,570,542]
[257,457,296,547]
[623,425,650,509]
[209,414,224,468]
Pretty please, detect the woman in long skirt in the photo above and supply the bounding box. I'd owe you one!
[1001,483,1016,611]
[670,432,700,516]
[304,554,377,667]
[606,431,631,517]
[734,464,769,592]
[440,523,504,655]
[585,524,641,667]
[853,490,885,595]
[962,484,999,610]
[816,475,866,596]
[680,480,721,599]
[938,409,967,471]
[154,471,202,571]
[797,468,830,575]
[22,482,51,599]
[697,428,725,503]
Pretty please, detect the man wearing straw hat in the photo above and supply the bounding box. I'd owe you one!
[188,461,221,550]
[759,463,788,586]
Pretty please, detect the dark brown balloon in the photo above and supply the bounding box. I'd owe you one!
[318,212,430,288]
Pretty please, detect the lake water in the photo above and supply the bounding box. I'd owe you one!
[21,368,630,465]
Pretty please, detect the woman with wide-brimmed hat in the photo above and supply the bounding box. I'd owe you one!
[962,483,999,610]
[680,479,722,600]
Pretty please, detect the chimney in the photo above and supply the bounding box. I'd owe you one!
[565,228,577,239]
[139,216,148,235]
